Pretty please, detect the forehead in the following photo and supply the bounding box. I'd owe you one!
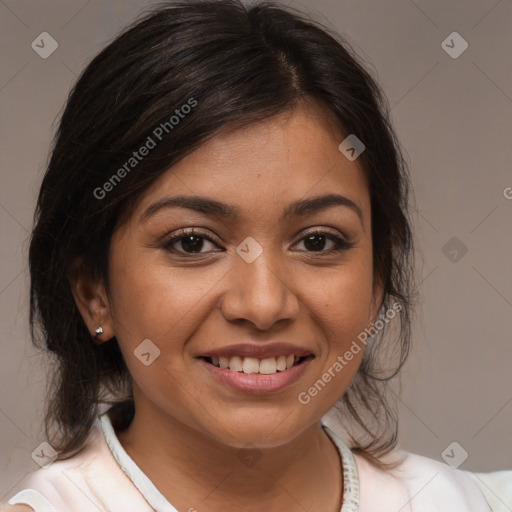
[133,104,370,228]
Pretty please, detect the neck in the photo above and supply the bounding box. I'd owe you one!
[115,404,343,512]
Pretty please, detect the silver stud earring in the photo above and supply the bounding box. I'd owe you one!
[93,326,103,338]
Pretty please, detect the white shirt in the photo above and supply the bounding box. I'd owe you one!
[4,413,493,511]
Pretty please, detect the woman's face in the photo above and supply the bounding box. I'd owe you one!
[102,105,382,448]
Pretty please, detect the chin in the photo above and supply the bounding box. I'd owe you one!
[202,412,310,450]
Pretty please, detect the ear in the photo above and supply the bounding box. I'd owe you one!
[69,267,114,344]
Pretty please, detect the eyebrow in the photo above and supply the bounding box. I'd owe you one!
[139,193,364,227]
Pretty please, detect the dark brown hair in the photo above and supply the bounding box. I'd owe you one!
[28,0,417,469]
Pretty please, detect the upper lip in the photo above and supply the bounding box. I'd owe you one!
[198,342,314,359]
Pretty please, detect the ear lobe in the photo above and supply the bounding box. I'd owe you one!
[69,271,114,343]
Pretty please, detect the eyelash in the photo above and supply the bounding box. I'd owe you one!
[161,228,356,256]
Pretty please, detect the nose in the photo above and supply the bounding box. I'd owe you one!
[219,247,300,331]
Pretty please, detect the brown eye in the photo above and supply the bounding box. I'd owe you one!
[161,228,355,257]
[161,228,219,254]
[294,230,355,254]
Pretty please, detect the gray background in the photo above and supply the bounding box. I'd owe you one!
[1,0,511,499]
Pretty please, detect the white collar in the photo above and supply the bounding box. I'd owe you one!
[100,413,360,511]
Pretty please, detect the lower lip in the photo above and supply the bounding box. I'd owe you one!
[198,358,312,393]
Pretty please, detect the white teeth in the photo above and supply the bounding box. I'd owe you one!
[259,357,277,375]
[229,356,243,372]
[208,354,306,374]
[242,357,260,374]
[276,355,287,371]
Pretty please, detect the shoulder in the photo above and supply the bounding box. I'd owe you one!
[1,419,150,512]
[353,448,493,511]
[0,506,34,512]
[1,489,53,512]
[469,469,512,511]
[0,424,105,512]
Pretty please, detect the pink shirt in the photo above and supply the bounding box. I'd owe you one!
[4,413,492,511]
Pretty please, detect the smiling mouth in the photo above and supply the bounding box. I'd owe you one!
[200,355,314,375]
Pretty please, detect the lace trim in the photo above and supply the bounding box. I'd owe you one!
[101,414,176,512]
[322,425,360,511]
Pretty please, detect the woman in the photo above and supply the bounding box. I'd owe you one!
[2,0,495,510]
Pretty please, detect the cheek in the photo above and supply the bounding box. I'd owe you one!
[298,275,371,411]
[106,253,226,397]
[109,256,209,340]
[106,259,201,405]
[304,258,374,398]
[311,261,374,341]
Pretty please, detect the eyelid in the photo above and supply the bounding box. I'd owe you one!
[160,227,218,248]
[298,225,350,241]
[160,226,356,255]
[293,229,356,252]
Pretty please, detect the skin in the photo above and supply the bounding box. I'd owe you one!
[71,103,383,512]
